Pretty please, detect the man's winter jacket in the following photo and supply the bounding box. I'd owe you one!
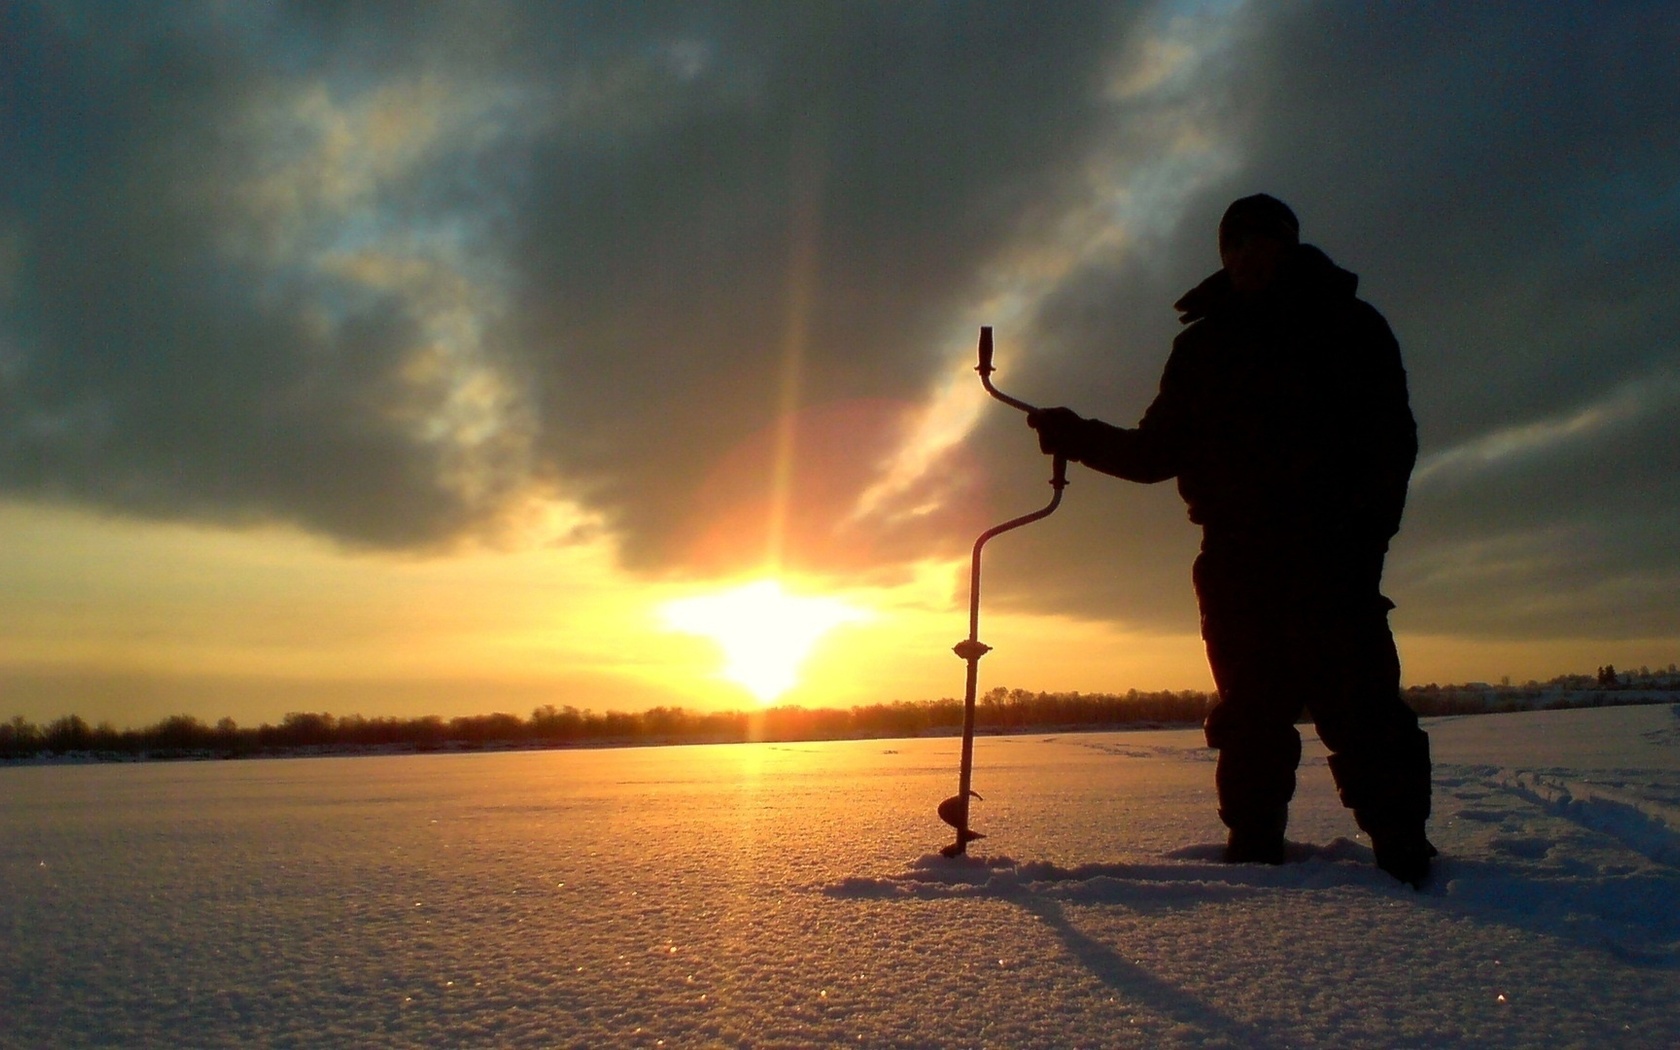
[1066,245,1417,552]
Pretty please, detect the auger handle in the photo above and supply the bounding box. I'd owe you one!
[976,326,1037,415]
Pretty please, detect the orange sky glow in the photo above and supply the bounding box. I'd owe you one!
[4,496,1670,729]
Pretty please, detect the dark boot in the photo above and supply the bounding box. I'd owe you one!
[1224,826,1287,865]
[1326,732,1435,887]
[1222,803,1288,865]
[1370,826,1437,889]
[1211,731,1299,868]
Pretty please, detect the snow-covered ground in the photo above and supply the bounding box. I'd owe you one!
[3,704,1677,1048]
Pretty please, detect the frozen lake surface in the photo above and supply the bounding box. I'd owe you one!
[4,704,1679,1048]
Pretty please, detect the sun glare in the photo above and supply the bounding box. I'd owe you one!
[659,579,871,703]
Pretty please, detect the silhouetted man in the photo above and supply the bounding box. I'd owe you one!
[1030,194,1435,886]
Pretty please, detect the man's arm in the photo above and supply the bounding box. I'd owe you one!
[1355,309,1418,539]
[1027,354,1188,484]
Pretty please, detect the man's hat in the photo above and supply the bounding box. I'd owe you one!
[1219,194,1300,247]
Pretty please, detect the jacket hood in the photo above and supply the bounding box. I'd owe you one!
[1173,244,1359,324]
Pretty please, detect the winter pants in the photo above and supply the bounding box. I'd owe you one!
[1194,541,1431,840]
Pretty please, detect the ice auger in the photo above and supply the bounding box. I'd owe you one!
[938,326,1068,857]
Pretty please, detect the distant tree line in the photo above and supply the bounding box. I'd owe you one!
[1403,663,1680,716]
[0,687,1216,761]
[3,665,1676,762]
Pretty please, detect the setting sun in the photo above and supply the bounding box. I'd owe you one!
[658,579,872,703]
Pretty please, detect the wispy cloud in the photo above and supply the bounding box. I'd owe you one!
[1412,369,1680,489]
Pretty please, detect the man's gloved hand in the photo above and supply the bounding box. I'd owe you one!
[1026,406,1086,459]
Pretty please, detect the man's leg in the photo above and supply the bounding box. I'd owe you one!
[1196,552,1305,864]
[1307,591,1434,886]
[1206,701,1300,863]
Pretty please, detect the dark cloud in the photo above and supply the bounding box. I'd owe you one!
[496,3,1137,569]
[3,1,1677,648]
[0,2,502,545]
[0,0,1137,563]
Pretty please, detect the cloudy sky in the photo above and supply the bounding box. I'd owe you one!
[3,1,1676,726]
